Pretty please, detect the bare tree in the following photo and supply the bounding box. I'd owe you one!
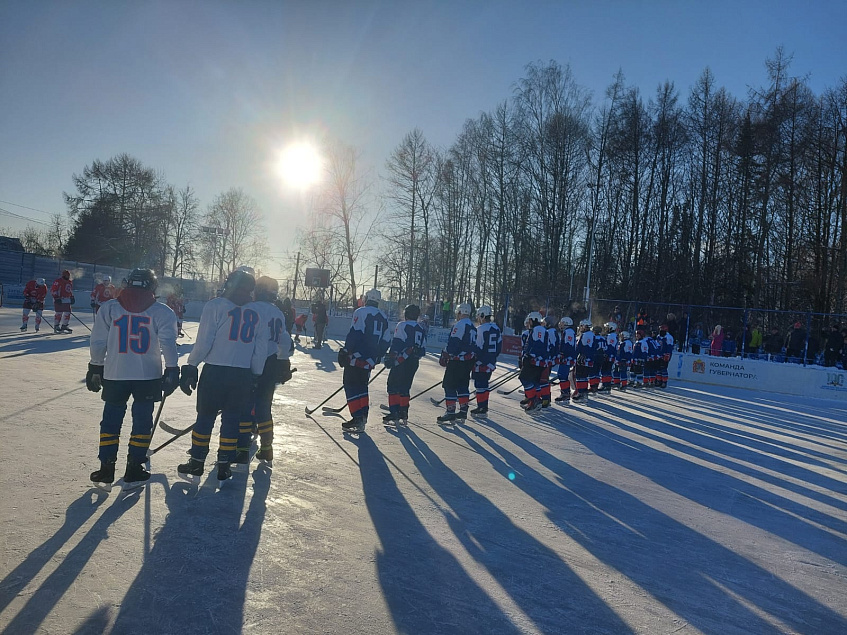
[202,188,267,281]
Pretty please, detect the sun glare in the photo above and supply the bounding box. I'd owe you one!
[277,142,323,189]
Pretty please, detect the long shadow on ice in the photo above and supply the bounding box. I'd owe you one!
[395,427,633,635]
[108,465,267,634]
[351,433,524,635]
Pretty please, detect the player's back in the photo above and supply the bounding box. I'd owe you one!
[188,297,267,371]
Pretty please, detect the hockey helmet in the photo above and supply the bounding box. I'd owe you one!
[103,275,111,284]
[456,302,472,316]
[559,316,573,327]
[404,304,421,321]
[635,328,645,338]
[255,275,279,302]
[365,288,381,303]
[223,269,256,295]
[526,311,543,326]
[125,268,158,292]
[545,315,558,328]
[476,305,493,320]
[235,264,255,276]
[579,318,592,329]
[36,278,45,286]
[592,324,603,334]
[61,269,71,279]
[605,321,617,332]
[620,330,631,341]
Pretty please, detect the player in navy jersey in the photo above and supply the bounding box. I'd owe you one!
[644,327,662,387]
[538,315,559,407]
[437,303,477,423]
[87,268,179,489]
[600,322,618,393]
[470,306,502,416]
[572,319,596,402]
[177,269,268,481]
[613,331,633,390]
[383,304,427,426]
[589,325,605,393]
[518,312,548,412]
[338,289,390,432]
[236,276,292,467]
[656,324,674,388]
[631,329,648,386]
[554,317,576,403]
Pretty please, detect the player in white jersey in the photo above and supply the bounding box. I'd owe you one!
[87,269,179,489]
[236,276,292,467]
[470,305,502,416]
[177,269,268,481]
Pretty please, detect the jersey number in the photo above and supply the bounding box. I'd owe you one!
[268,317,283,344]
[484,330,499,354]
[227,307,259,343]
[114,315,151,354]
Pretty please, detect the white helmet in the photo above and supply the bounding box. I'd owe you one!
[605,321,617,332]
[621,331,631,340]
[103,275,111,284]
[526,311,543,326]
[559,316,573,327]
[579,318,592,329]
[456,302,472,316]
[36,277,45,286]
[236,265,255,276]
[365,288,381,302]
[476,305,493,320]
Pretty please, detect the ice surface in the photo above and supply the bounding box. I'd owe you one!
[1,307,846,634]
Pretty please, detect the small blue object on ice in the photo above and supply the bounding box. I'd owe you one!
[508,471,516,481]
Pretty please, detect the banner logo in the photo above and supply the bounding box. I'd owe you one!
[692,359,705,374]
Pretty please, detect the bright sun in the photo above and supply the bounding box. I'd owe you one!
[277,142,323,189]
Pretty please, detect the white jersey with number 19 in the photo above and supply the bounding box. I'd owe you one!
[188,297,268,375]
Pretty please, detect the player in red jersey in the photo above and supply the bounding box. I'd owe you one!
[20,277,48,332]
[51,270,75,333]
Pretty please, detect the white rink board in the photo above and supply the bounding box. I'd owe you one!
[674,352,847,402]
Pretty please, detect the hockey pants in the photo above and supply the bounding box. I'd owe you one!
[442,359,474,412]
[344,365,371,419]
[387,358,419,418]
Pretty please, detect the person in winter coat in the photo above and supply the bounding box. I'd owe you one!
[709,325,724,356]
[785,322,806,360]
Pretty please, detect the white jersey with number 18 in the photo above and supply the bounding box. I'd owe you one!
[188,297,268,375]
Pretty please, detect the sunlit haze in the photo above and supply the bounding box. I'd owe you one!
[276,142,323,190]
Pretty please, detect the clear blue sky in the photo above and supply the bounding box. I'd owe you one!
[2,0,845,273]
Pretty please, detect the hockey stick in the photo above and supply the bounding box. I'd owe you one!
[146,397,167,447]
[321,366,387,413]
[428,367,521,406]
[408,379,443,402]
[70,312,92,332]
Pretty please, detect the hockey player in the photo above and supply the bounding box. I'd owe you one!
[554,317,576,403]
[237,276,292,467]
[631,329,648,386]
[20,277,48,332]
[437,303,477,423]
[572,319,596,402]
[600,322,618,392]
[517,312,547,412]
[469,305,502,416]
[656,324,675,388]
[177,269,268,481]
[51,270,75,333]
[90,275,117,315]
[165,285,186,337]
[383,304,427,426]
[293,312,308,344]
[613,331,633,390]
[87,268,179,489]
[644,327,663,387]
[589,325,606,393]
[337,289,390,433]
[538,315,559,407]
[311,297,328,349]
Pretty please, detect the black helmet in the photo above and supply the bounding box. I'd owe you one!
[223,269,256,295]
[255,276,279,302]
[124,268,157,292]
[404,304,421,321]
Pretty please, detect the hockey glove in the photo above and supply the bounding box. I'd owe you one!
[337,347,351,367]
[413,345,425,359]
[90,301,96,309]
[86,363,104,392]
[383,352,397,369]
[275,358,292,384]
[438,350,449,367]
[179,364,199,396]
[161,366,180,397]
[69,294,75,305]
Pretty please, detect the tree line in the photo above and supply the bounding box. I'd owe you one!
[374,49,847,320]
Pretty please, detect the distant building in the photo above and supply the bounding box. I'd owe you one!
[0,236,25,252]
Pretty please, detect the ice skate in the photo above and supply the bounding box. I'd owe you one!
[455,409,468,421]
[216,461,233,481]
[524,398,543,413]
[519,397,530,406]
[437,411,458,425]
[90,461,116,491]
[470,405,488,417]
[554,393,570,403]
[122,458,151,490]
[34,325,40,332]
[60,325,73,334]
[256,447,273,468]
[20,324,27,331]
[571,391,589,403]
[383,412,401,426]
[541,398,551,408]
[177,457,204,480]
[54,324,62,334]
[342,416,367,433]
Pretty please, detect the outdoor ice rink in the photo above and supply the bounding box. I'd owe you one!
[1,306,846,635]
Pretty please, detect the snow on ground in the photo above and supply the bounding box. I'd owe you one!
[1,305,846,635]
